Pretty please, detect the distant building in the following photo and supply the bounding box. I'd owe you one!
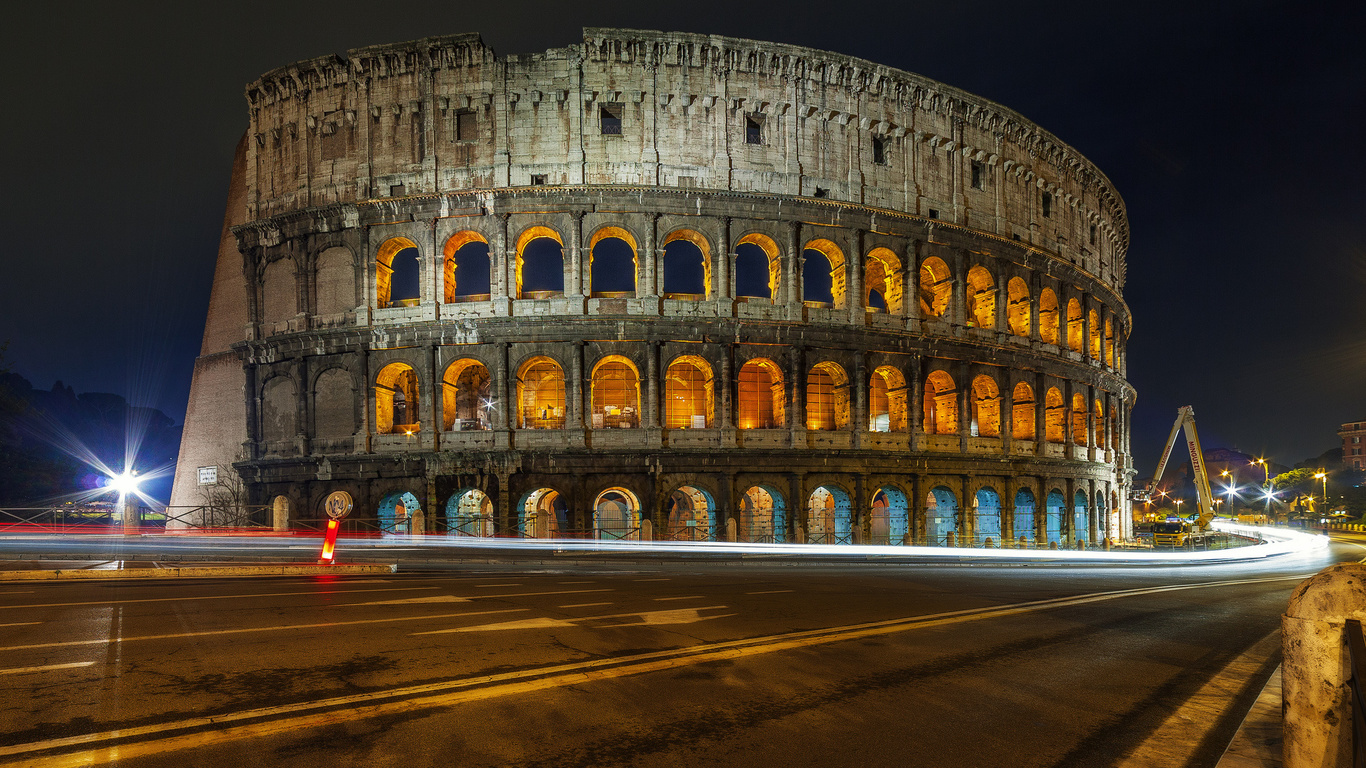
[1340,421,1366,470]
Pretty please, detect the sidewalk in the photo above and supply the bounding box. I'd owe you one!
[0,559,394,580]
[1217,666,1282,768]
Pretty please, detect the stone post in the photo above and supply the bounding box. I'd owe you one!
[272,496,290,532]
[1283,563,1366,768]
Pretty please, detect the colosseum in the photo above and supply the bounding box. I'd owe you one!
[169,28,1136,547]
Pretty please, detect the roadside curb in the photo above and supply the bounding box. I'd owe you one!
[0,564,397,581]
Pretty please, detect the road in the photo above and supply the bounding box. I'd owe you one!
[0,535,1356,767]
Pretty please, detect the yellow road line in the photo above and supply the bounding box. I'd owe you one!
[0,585,438,611]
[0,573,1311,765]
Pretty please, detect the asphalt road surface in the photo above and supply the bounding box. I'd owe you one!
[0,537,1357,768]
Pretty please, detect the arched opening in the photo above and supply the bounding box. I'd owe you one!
[441,359,491,431]
[965,266,996,329]
[315,247,356,316]
[666,485,715,541]
[313,368,356,440]
[664,355,713,429]
[1045,387,1065,443]
[1104,316,1116,367]
[375,363,420,435]
[1072,392,1088,446]
[1038,288,1060,345]
[974,487,1002,545]
[1012,382,1036,440]
[261,259,297,326]
[923,370,958,435]
[1095,491,1108,543]
[515,226,564,298]
[1066,298,1084,353]
[445,489,492,536]
[443,231,491,302]
[261,376,298,444]
[1045,489,1065,544]
[376,237,420,309]
[735,234,779,301]
[1073,491,1090,545]
[869,365,907,432]
[864,248,903,314]
[806,361,850,431]
[590,355,640,429]
[1094,399,1106,449]
[803,239,845,308]
[589,227,638,298]
[519,487,566,538]
[662,230,710,300]
[740,485,786,543]
[1013,489,1037,544]
[926,486,959,546]
[869,486,909,545]
[806,485,852,545]
[738,358,785,429]
[918,257,952,319]
[516,356,565,429]
[1088,309,1101,359]
[593,487,641,540]
[970,374,1001,438]
[1006,277,1031,337]
[377,491,421,535]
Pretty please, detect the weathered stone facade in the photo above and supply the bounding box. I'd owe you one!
[170,29,1136,546]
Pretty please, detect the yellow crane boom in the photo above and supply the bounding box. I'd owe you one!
[1141,406,1218,530]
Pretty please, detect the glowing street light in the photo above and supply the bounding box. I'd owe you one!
[1314,471,1328,512]
[108,471,141,497]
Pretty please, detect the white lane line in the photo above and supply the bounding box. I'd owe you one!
[0,661,96,676]
[0,609,528,653]
[0,586,439,611]
[473,589,613,599]
[0,574,1311,763]
[653,596,705,601]
[558,602,612,608]
[474,584,522,588]
[1115,630,1282,768]
[746,590,795,595]
[0,622,40,628]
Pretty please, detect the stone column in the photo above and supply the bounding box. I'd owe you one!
[570,340,586,445]
[568,211,585,298]
[904,241,922,329]
[853,352,867,447]
[497,470,515,535]
[786,221,802,320]
[789,346,806,440]
[429,344,440,451]
[1034,371,1048,456]
[719,217,733,303]
[950,251,968,329]
[495,212,512,313]
[645,341,662,447]
[643,213,660,300]
[908,354,924,449]
[495,342,512,448]
[720,344,736,446]
[847,230,864,323]
[958,360,971,452]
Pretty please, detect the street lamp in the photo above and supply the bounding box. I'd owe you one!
[1314,471,1328,513]
[1253,458,1269,486]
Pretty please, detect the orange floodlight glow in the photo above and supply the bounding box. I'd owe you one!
[320,519,340,563]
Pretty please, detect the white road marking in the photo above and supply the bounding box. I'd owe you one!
[0,586,438,611]
[0,622,40,628]
[473,588,613,599]
[416,606,732,634]
[0,609,528,652]
[746,589,795,595]
[0,574,1313,763]
[0,661,96,676]
[558,602,611,608]
[352,596,468,606]
[653,595,705,601]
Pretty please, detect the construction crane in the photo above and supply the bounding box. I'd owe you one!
[1135,406,1218,532]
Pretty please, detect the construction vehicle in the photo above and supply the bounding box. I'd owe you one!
[1134,406,1218,546]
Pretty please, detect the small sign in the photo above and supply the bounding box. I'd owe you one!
[324,491,354,520]
[197,466,218,485]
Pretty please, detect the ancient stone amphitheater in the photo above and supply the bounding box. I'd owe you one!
[169,28,1135,547]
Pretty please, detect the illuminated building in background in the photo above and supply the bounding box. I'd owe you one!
[170,29,1135,546]
[1341,421,1366,471]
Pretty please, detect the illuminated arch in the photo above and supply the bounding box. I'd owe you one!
[1013,488,1037,543]
[1011,382,1036,440]
[441,358,491,431]
[662,229,712,299]
[965,266,996,329]
[924,370,958,435]
[667,485,716,541]
[1088,309,1101,359]
[1066,297,1084,352]
[516,356,565,429]
[869,485,909,545]
[514,225,565,298]
[377,491,421,535]
[869,365,908,432]
[588,225,639,297]
[519,487,566,537]
[1104,316,1116,367]
[1038,288,1060,345]
[1072,392,1088,446]
[664,355,714,429]
[375,237,420,309]
[974,487,1003,545]
[926,486,959,546]
[445,488,493,536]
[1094,399,1106,448]
[806,361,850,431]
[740,485,787,543]
[735,233,781,301]
[1045,387,1065,443]
[803,238,847,308]
[442,230,490,303]
[970,374,1001,438]
[806,485,853,545]
[737,358,785,429]
[1006,277,1031,337]
[590,355,641,429]
[593,487,641,540]
[919,256,952,318]
[864,247,903,314]
[375,362,420,435]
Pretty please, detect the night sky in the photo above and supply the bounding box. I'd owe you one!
[2,1,1362,475]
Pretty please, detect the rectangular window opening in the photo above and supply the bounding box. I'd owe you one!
[927,208,939,220]
[971,161,983,189]
[530,174,547,186]
[872,137,888,165]
[1089,224,1097,245]
[389,184,406,197]
[746,115,763,145]
[1042,192,1053,218]
[455,110,477,141]
[600,103,623,135]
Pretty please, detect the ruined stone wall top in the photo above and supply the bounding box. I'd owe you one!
[242,28,1129,286]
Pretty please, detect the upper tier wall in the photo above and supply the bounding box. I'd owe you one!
[244,28,1128,288]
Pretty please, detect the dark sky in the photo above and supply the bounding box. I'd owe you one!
[2,1,1362,475]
